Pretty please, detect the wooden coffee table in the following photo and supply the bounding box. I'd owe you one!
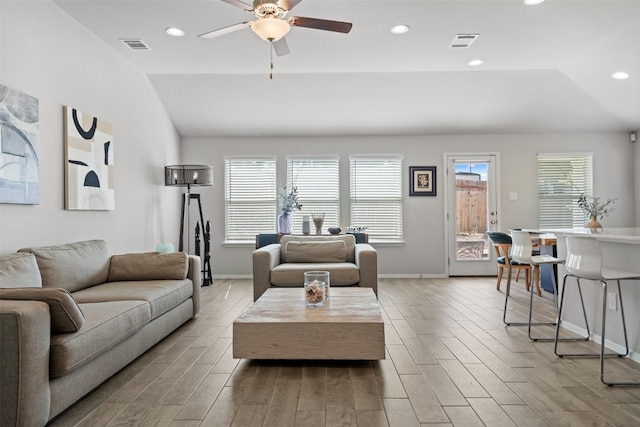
[233,287,385,360]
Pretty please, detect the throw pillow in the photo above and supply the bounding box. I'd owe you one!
[108,251,188,282]
[0,287,85,333]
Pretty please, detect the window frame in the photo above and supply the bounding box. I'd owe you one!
[349,155,404,241]
[537,152,593,228]
[286,156,340,233]
[224,157,277,241]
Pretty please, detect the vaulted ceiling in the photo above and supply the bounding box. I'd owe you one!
[54,0,640,137]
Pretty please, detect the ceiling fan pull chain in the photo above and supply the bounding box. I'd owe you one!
[269,41,274,80]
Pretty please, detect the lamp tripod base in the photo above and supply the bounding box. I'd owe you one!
[180,192,213,286]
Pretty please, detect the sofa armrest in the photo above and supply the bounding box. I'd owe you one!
[252,244,282,301]
[355,243,378,296]
[187,255,201,317]
[0,300,52,427]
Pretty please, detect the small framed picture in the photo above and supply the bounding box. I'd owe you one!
[409,166,436,196]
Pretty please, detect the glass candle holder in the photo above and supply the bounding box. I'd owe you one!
[304,271,329,307]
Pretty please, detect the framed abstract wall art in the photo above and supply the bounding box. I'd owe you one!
[64,106,114,210]
[409,166,436,196]
[0,84,40,204]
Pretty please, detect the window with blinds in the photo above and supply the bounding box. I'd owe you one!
[225,158,276,240]
[537,153,593,228]
[287,157,339,232]
[350,156,403,240]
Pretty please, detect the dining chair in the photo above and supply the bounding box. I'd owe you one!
[486,231,532,295]
[554,235,640,386]
[504,231,574,341]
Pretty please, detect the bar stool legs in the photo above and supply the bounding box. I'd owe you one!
[502,262,556,329]
[555,278,638,386]
[502,262,592,345]
[527,271,590,342]
[503,261,590,343]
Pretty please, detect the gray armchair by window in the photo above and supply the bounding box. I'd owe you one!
[252,234,377,301]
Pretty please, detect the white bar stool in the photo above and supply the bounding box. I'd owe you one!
[504,231,590,343]
[554,235,640,386]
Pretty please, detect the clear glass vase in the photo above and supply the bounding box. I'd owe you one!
[278,212,293,234]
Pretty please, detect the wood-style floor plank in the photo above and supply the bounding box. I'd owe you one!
[46,278,640,427]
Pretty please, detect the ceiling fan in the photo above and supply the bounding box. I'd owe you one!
[198,0,353,56]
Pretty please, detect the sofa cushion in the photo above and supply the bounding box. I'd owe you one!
[72,279,193,320]
[0,253,42,288]
[0,287,85,333]
[49,300,151,377]
[280,234,356,263]
[284,240,347,263]
[108,252,188,282]
[18,240,110,292]
[271,262,360,286]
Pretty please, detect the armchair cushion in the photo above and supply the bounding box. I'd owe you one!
[0,287,85,333]
[271,262,360,286]
[284,240,347,263]
[108,251,188,282]
[0,253,42,288]
[280,234,356,262]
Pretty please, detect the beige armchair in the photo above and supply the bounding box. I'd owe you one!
[252,234,377,301]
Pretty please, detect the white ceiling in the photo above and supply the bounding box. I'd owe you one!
[53,0,640,137]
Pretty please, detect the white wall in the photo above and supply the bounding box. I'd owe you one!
[182,132,636,277]
[0,1,182,255]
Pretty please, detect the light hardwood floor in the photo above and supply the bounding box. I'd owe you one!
[49,278,640,427]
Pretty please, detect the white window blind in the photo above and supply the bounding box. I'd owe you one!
[350,156,403,240]
[287,157,339,232]
[225,158,276,240]
[538,153,593,228]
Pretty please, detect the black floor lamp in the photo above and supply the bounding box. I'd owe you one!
[164,164,213,285]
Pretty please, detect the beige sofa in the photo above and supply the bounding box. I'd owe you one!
[0,240,201,427]
[252,234,377,301]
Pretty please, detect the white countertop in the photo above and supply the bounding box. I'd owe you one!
[523,227,640,243]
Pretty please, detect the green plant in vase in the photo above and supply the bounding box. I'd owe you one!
[277,187,302,234]
[577,193,616,228]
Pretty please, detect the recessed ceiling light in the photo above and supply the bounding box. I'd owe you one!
[390,24,409,35]
[524,0,545,5]
[468,59,484,67]
[612,71,630,80]
[166,27,185,37]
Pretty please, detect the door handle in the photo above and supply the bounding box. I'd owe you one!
[490,220,497,224]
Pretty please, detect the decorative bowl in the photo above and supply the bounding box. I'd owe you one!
[327,227,342,235]
[347,226,368,233]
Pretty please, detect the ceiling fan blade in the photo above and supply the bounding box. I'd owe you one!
[290,16,352,33]
[272,37,291,56]
[198,22,251,39]
[278,0,303,11]
[221,0,254,12]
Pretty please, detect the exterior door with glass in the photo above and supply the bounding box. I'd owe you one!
[445,154,499,276]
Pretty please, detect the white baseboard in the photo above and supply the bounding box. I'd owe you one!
[212,274,448,280]
[377,274,448,279]
[211,274,252,279]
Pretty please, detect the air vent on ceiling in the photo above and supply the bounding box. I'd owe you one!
[449,34,479,49]
[120,38,151,51]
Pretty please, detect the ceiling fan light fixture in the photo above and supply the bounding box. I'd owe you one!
[251,18,290,41]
